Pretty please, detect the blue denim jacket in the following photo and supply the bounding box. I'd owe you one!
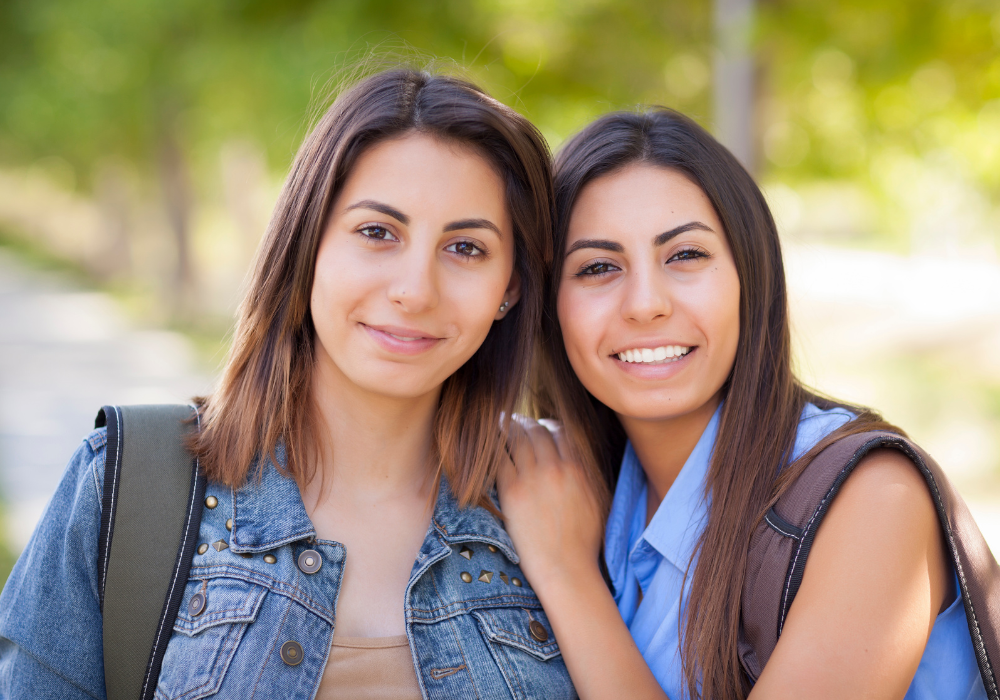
[0,428,576,699]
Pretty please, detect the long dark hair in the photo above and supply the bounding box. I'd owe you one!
[193,68,553,510]
[537,108,900,699]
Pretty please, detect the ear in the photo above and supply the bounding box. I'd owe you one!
[495,269,522,320]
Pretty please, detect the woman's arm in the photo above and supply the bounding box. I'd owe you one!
[498,418,669,700]
[750,448,952,699]
[0,431,108,699]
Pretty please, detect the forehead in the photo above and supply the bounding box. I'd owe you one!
[568,164,719,239]
[339,132,507,210]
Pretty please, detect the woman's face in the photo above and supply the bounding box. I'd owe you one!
[311,132,519,401]
[556,163,740,423]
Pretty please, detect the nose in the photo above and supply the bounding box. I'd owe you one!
[386,241,440,314]
[620,264,672,324]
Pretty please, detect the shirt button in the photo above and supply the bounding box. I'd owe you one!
[188,592,207,617]
[297,549,322,574]
[280,640,304,666]
[529,620,548,642]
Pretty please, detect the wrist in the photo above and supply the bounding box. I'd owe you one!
[522,553,605,601]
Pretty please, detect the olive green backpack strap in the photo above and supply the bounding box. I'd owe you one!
[95,404,207,700]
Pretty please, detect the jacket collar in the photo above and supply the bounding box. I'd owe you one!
[229,447,518,562]
[230,446,315,552]
[430,479,519,564]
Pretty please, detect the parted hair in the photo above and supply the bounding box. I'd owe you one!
[192,68,553,509]
[537,108,900,699]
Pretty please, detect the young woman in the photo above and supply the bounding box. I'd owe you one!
[0,69,576,699]
[498,109,990,699]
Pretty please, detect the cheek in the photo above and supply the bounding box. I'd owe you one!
[704,266,741,366]
[556,286,607,375]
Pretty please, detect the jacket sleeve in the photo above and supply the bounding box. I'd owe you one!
[0,430,108,700]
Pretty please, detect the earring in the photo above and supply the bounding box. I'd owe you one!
[499,301,509,312]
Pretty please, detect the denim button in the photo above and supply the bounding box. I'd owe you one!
[188,592,207,617]
[205,496,218,509]
[225,518,233,531]
[529,620,548,642]
[297,549,322,574]
[280,640,304,666]
[264,554,277,564]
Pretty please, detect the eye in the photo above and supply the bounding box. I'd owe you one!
[575,260,621,277]
[358,224,397,242]
[667,247,708,263]
[445,240,485,257]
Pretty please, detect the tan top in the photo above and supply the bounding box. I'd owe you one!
[317,634,422,700]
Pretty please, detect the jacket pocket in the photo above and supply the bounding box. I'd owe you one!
[472,607,575,700]
[154,577,267,700]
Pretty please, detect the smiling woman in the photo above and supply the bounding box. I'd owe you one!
[0,69,575,700]
[497,108,998,700]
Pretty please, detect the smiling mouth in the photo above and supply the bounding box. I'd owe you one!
[615,345,692,365]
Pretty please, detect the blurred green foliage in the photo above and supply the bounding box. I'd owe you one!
[0,0,997,241]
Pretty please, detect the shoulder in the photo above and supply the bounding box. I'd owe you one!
[827,447,939,541]
[791,403,854,460]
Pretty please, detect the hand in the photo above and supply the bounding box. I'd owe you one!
[497,416,604,593]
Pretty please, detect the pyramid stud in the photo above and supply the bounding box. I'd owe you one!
[478,570,493,583]
[212,540,229,552]
[498,571,510,585]
[459,545,473,560]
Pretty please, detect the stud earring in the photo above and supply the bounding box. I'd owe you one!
[499,301,509,312]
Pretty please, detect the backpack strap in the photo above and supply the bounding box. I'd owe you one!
[738,431,1000,698]
[95,404,207,700]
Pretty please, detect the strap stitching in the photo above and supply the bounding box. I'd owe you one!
[140,405,201,699]
[764,510,801,540]
[100,406,123,595]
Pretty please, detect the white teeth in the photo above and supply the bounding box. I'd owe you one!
[616,345,691,364]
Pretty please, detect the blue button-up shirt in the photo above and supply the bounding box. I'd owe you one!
[604,403,984,700]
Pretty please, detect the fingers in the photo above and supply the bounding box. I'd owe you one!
[537,419,571,462]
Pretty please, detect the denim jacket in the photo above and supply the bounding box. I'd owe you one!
[0,428,576,699]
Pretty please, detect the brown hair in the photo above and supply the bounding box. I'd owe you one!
[193,68,553,509]
[538,108,901,699]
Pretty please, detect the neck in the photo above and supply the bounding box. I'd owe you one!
[306,352,440,507]
[618,393,721,510]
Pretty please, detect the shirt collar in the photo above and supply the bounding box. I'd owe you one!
[228,447,517,562]
[605,405,722,589]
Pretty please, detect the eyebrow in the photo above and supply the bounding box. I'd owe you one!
[654,221,714,247]
[344,199,409,224]
[565,221,714,256]
[343,201,502,238]
[444,218,502,237]
[566,238,625,255]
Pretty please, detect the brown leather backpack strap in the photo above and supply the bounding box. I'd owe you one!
[738,431,1000,699]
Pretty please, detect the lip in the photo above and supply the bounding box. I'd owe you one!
[362,323,443,356]
[611,345,696,379]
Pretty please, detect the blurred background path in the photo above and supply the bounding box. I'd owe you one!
[0,249,211,553]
